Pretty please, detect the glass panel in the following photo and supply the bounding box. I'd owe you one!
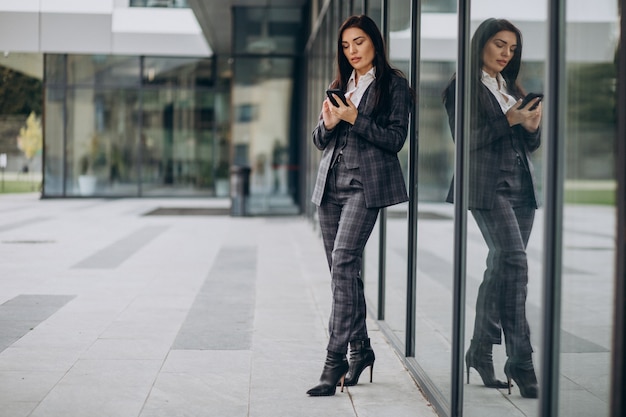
[232,57,298,214]
[558,0,619,415]
[385,0,412,352]
[45,54,65,85]
[43,87,65,196]
[66,88,140,197]
[414,55,456,407]
[143,57,214,87]
[0,53,43,193]
[366,0,383,29]
[129,0,189,8]
[233,7,304,56]
[140,88,218,197]
[422,0,456,13]
[407,1,459,406]
[459,10,547,416]
[67,55,140,87]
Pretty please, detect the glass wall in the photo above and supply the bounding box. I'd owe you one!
[558,0,619,415]
[303,1,623,416]
[0,53,43,192]
[43,54,229,198]
[130,0,189,8]
[232,6,304,214]
[412,1,457,406]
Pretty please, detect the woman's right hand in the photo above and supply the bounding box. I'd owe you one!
[322,99,341,130]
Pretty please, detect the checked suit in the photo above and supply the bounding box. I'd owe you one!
[312,73,411,355]
[444,81,541,357]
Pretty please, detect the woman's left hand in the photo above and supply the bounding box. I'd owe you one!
[328,93,358,125]
[521,101,542,133]
[506,98,542,132]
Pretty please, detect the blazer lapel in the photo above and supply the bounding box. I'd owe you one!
[357,83,376,116]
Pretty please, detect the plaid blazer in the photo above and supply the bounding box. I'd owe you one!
[444,81,541,209]
[311,73,411,209]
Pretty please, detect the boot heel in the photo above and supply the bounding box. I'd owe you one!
[465,340,508,389]
[342,339,376,387]
[504,356,538,398]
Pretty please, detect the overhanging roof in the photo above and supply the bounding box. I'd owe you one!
[0,1,212,57]
[188,0,308,56]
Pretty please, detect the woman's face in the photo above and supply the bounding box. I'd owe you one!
[481,30,518,77]
[342,27,375,76]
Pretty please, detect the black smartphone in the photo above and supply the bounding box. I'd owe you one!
[519,93,544,110]
[326,89,348,107]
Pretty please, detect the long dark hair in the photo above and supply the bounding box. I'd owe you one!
[471,18,524,98]
[330,15,410,118]
[443,18,526,116]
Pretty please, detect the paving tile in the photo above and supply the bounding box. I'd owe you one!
[0,400,38,417]
[0,370,64,402]
[0,196,443,417]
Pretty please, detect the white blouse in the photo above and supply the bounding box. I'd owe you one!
[346,67,376,108]
[481,70,517,114]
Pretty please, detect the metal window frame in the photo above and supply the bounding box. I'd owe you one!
[405,0,420,359]
[377,0,389,321]
[539,1,566,416]
[450,2,471,415]
[610,3,626,417]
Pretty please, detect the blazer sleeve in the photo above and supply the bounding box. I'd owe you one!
[445,82,535,152]
[349,75,411,154]
[520,126,541,152]
[312,114,339,150]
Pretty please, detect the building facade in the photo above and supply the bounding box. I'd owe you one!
[299,1,624,417]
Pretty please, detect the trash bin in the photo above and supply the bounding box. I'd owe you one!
[230,165,251,216]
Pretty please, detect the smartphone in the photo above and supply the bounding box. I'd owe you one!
[326,89,348,107]
[519,93,544,110]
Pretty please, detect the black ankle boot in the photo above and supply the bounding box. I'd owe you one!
[341,339,375,387]
[465,339,508,389]
[307,351,349,396]
[504,355,538,398]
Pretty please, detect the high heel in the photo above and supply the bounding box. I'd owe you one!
[504,355,539,398]
[307,351,349,396]
[341,339,375,387]
[465,339,508,389]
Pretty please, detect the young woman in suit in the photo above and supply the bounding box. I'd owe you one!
[442,18,543,398]
[307,15,413,396]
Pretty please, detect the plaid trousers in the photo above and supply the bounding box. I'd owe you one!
[318,159,379,355]
[470,164,535,357]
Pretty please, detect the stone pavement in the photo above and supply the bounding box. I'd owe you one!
[0,193,437,417]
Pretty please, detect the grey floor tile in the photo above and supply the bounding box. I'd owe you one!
[0,401,38,417]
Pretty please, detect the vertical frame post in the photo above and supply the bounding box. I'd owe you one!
[450,0,471,415]
[610,3,626,416]
[540,0,566,415]
[377,0,389,321]
[405,0,420,358]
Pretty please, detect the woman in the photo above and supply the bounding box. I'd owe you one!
[442,18,542,398]
[307,15,412,396]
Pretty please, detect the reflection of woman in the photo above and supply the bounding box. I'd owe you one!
[308,15,412,396]
[443,18,542,398]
